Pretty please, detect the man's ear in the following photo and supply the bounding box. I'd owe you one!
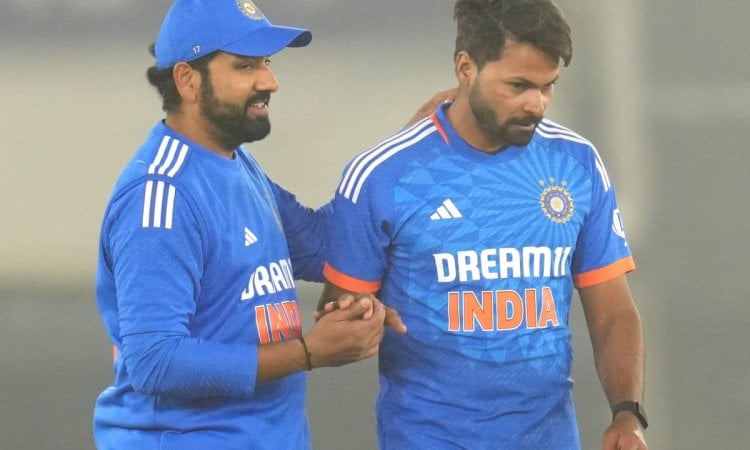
[173,62,201,104]
[455,51,477,87]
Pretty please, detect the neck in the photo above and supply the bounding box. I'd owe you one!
[446,94,505,153]
[165,111,236,159]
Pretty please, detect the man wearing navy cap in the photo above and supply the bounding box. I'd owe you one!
[92,1,416,448]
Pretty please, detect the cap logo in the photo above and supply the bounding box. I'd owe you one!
[237,0,264,20]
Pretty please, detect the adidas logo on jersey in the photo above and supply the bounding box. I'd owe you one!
[430,199,463,220]
[244,227,258,247]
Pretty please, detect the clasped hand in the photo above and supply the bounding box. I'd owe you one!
[314,293,407,335]
[303,294,406,369]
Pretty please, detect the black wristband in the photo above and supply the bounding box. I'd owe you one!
[612,401,648,429]
[298,336,313,371]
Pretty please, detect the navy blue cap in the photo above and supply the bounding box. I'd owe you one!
[155,0,312,69]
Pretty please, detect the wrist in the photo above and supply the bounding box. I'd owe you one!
[297,336,313,371]
[612,401,648,429]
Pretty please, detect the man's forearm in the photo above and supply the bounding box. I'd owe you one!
[579,276,646,408]
[256,338,311,383]
[592,307,646,407]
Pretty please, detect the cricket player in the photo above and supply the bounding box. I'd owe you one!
[93,1,397,448]
[318,1,649,449]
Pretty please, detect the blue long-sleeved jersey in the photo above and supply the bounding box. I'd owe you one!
[94,122,327,449]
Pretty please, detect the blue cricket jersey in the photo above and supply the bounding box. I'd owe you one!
[323,104,635,449]
[94,122,327,449]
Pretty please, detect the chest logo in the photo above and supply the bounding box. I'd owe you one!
[430,198,463,220]
[539,178,574,224]
[244,227,258,247]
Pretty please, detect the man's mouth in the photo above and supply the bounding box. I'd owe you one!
[249,101,269,110]
[513,122,536,131]
[247,94,271,113]
[511,118,541,130]
[246,99,270,117]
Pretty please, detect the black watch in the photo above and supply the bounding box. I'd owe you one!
[611,401,648,429]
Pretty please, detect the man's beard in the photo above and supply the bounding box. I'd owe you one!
[468,80,542,150]
[199,78,271,151]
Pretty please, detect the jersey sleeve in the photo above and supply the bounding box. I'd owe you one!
[103,180,258,398]
[322,163,392,293]
[571,150,635,288]
[268,180,331,282]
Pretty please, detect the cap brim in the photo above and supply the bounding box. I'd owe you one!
[223,24,312,57]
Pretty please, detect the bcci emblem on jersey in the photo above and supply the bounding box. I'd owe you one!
[539,179,574,224]
[237,0,264,20]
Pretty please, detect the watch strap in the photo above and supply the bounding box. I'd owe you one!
[612,400,648,429]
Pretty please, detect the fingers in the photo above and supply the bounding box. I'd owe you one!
[434,87,458,104]
[314,295,355,321]
[404,87,458,127]
[316,294,404,336]
[602,420,648,450]
[305,295,410,369]
[319,300,342,314]
[355,294,377,320]
[385,307,407,334]
[306,308,384,368]
[322,294,374,322]
[320,294,380,321]
[335,294,354,311]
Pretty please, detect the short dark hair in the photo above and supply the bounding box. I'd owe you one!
[145,43,218,113]
[454,0,572,69]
